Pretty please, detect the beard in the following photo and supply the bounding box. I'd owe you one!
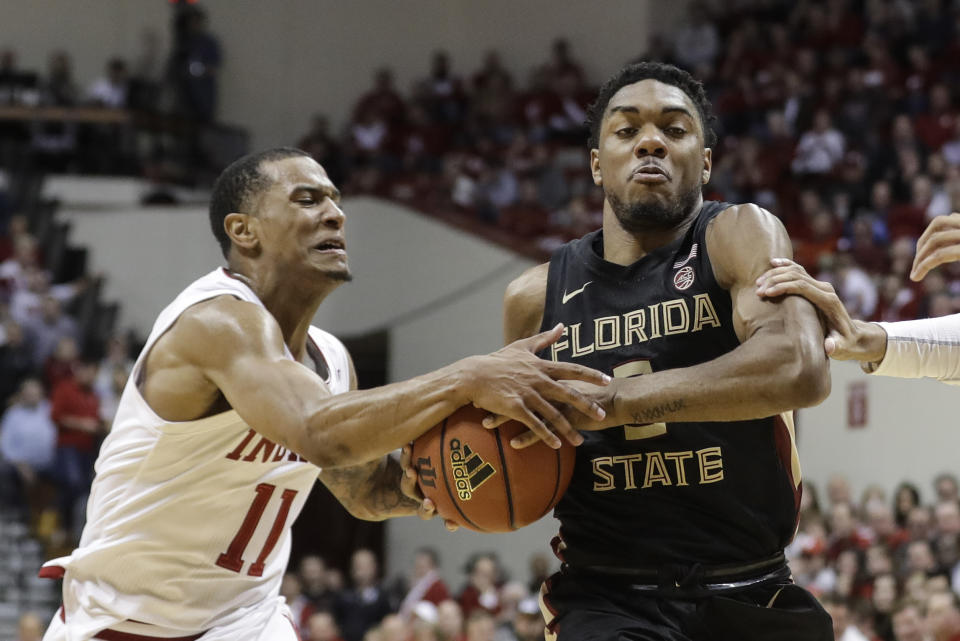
[606,181,702,233]
[321,267,354,282]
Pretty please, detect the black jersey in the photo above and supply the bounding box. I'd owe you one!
[538,201,801,568]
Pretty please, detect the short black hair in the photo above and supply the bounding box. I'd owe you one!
[208,147,311,258]
[585,61,717,149]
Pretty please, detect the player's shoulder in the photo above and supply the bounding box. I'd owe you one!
[710,202,783,232]
[504,263,550,342]
[506,263,550,301]
[706,203,791,286]
[165,295,283,365]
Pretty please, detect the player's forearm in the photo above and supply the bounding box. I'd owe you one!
[598,330,830,426]
[320,455,419,521]
[867,315,960,385]
[299,360,474,468]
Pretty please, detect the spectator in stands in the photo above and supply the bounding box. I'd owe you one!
[43,335,79,391]
[93,334,132,424]
[86,58,129,109]
[281,572,315,637]
[50,358,101,541]
[0,321,33,404]
[379,614,413,641]
[0,234,41,294]
[495,597,542,641]
[792,108,846,176]
[16,612,44,641]
[309,611,346,641]
[906,539,939,577]
[40,50,77,107]
[673,2,720,70]
[926,591,960,641]
[830,251,879,320]
[415,51,465,125]
[398,547,451,619]
[539,38,584,88]
[0,378,56,513]
[335,549,392,641]
[916,84,957,152]
[463,610,496,641]
[353,68,406,130]
[27,296,78,370]
[892,601,927,641]
[458,553,501,618]
[168,6,221,122]
[822,594,872,641]
[497,179,550,240]
[935,474,960,505]
[436,599,465,641]
[299,114,346,187]
[301,554,338,613]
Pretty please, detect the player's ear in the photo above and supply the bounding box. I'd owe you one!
[224,213,259,252]
[702,147,712,185]
[590,148,602,187]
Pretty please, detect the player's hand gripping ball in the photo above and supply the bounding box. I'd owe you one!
[411,405,576,532]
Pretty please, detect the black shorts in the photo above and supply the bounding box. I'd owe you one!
[539,567,833,641]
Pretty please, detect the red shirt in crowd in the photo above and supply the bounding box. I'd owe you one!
[51,378,100,451]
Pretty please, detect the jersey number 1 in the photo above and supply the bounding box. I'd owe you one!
[217,483,298,577]
[613,360,667,440]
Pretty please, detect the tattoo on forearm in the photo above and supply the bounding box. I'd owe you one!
[321,457,418,518]
[631,399,686,424]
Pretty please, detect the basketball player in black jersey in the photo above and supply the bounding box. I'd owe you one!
[498,63,834,639]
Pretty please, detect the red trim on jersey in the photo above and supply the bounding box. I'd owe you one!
[284,613,304,641]
[39,565,65,579]
[95,629,205,641]
[56,605,206,641]
[772,413,802,518]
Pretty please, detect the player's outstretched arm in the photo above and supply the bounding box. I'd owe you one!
[164,297,608,468]
[756,258,887,362]
[758,258,960,385]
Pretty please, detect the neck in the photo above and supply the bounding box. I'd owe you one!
[225,263,334,359]
[600,199,701,266]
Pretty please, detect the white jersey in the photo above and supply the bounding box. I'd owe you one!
[41,268,351,640]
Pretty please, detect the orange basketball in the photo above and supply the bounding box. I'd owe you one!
[411,405,576,532]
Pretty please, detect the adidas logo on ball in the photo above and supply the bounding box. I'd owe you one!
[449,438,496,500]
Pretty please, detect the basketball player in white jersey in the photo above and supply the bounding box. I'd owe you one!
[40,147,610,641]
[756,213,960,383]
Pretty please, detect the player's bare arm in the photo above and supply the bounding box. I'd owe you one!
[142,295,608,467]
[756,258,888,362]
[317,358,429,521]
[593,204,829,427]
[592,204,829,427]
[505,205,830,447]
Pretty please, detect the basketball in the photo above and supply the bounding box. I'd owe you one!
[411,405,576,532]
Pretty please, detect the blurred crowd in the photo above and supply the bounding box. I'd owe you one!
[0,213,133,549]
[270,467,960,641]
[299,0,960,321]
[789,473,960,641]
[0,4,221,176]
[279,547,552,641]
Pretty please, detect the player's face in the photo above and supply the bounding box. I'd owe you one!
[591,79,712,232]
[255,155,351,283]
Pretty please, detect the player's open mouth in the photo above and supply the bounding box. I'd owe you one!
[312,239,346,254]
